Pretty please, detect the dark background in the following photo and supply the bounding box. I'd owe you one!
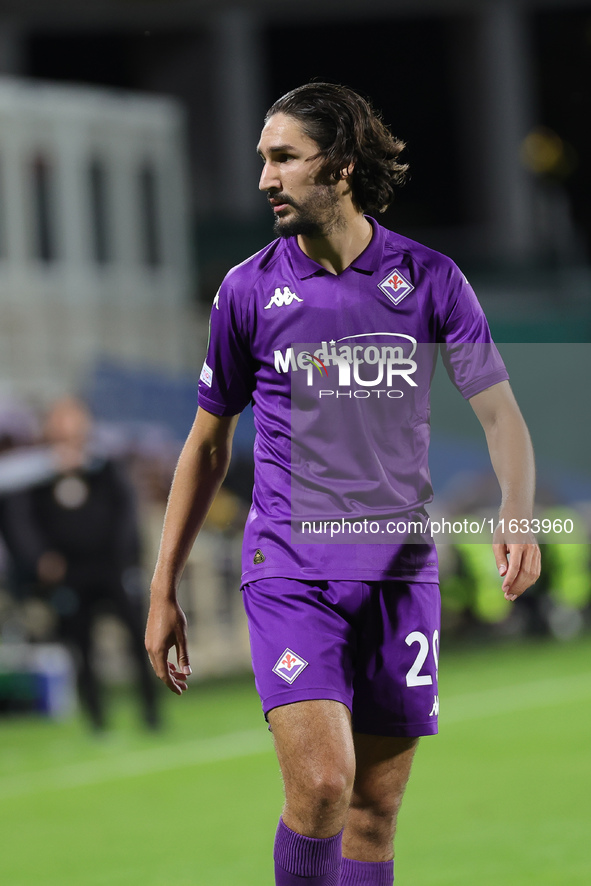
[8,1,589,277]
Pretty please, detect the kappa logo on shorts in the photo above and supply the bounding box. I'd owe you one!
[378,268,414,306]
[272,648,308,684]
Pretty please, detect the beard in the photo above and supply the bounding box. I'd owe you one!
[272,185,341,239]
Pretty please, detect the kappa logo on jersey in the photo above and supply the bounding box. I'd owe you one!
[429,695,439,717]
[272,648,308,684]
[264,286,303,310]
[378,268,414,306]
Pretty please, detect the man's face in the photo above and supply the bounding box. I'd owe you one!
[257,113,342,238]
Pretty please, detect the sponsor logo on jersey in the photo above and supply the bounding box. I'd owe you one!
[273,648,309,684]
[200,360,213,388]
[264,286,303,309]
[213,289,220,310]
[378,268,414,306]
[253,548,266,564]
[273,333,418,395]
[302,353,329,376]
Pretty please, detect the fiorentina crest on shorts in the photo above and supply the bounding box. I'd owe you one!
[272,648,308,684]
[378,268,414,306]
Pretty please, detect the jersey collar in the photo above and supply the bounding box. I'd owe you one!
[286,216,385,280]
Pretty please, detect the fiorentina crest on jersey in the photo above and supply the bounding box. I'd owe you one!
[378,268,414,306]
[272,648,308,684]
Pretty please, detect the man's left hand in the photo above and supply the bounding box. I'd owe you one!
[493,539,541,602]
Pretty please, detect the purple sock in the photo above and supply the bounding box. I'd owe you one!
[339,858,394,885]
[274,817,343,885]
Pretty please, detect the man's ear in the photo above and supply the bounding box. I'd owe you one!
[340,163,355,179]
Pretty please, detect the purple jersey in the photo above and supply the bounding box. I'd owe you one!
[198,218,508,586]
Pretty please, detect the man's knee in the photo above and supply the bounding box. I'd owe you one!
[296,764,354,810]
[344,734,420,853]
[347,795,398,847]
[283,761,354,836]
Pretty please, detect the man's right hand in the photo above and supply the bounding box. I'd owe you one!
[145,596,192,695]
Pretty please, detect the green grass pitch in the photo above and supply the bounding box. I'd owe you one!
[0,636,589,885]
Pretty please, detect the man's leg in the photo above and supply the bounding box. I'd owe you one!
[339,733,419,885]
[60,603,106,731]
[268,699,356,885]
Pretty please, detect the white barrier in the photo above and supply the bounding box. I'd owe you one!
[0,77,193,399]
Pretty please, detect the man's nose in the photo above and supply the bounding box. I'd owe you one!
[259,162,280,192]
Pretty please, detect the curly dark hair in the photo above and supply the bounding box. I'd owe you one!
[265,82,408,214]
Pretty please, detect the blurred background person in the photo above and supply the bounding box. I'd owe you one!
[1,396,160,732]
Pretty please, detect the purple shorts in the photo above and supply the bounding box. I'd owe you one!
[242,578,440,737]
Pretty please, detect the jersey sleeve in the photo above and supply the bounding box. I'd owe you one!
[438,262,509,399]
[197,276,255,416]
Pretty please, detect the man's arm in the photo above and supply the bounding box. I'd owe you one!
[145,407,240,694]
[469,381,541,602]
